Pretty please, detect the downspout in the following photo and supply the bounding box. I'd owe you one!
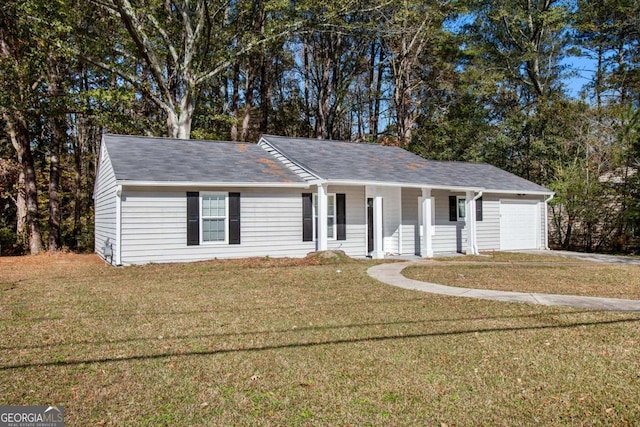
[544,194,554,250]
[472,191,483,255]
[115,185,123,265]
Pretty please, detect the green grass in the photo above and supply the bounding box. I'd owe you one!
[1,253,640,426]
[407,252,640,299]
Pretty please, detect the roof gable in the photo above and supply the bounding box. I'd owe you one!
[103,134,305,185]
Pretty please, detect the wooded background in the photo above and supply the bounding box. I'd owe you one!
[1,0,639,255]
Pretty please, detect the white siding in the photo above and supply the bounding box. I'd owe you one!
[120,187,317,265]
[476,195,500,251]
[432,192,538,254]
[326,185,367,257]
[94,144,118,259]
[432,191,466,253]
[401,188,421,255]
[371,187,401,255]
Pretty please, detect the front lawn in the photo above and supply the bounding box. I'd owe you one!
[1,254,639,426]
[405,252,640,299]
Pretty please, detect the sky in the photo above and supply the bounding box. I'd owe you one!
[561,55,596,99]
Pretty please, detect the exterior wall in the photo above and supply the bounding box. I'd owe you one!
[94,144,118,259]
[476,195,500,251]
[326,185,367,257]
[369,186,401,255]
[120,187,317,265]
[430,192,546,254]
[401,188,421,255]
[432,190,466,253]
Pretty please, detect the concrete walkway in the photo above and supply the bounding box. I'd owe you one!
[367,259,640,312]
[525,250,640,265]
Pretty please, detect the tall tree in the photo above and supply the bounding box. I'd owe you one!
[0,1,46,254]
[382,0,453,145]
[87,0,301,139]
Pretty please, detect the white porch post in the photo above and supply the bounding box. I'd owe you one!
[421,188,434,258]
[317,183,328,251]
[372,195,384,259]
[465,191,478,255]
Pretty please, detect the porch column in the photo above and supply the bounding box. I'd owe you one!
[372,195,384,259]
[465,191,478,255]
[317,183,328,251]
[421,188,434,258]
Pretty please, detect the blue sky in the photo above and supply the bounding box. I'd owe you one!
[561,55,596,99]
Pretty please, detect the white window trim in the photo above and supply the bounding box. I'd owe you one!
[457,196,466,221]
[313,193,337,241]
[200,192,229,244]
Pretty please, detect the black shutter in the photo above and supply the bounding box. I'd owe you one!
[302,193,313,241]
[336,193,346,241]
[187,192,199,246]
[449,196,457,222]
[229,192,241,244]
[476,197,483,222]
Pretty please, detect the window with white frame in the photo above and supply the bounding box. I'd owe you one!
[313,193,336,239]
[201,193,227,242]
[457,196,466,220]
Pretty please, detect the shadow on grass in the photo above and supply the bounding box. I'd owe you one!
[2,315,639,371]
[0,309,602,352]
[0,296,436,324]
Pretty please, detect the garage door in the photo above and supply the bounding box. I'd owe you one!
[500,200,539,250]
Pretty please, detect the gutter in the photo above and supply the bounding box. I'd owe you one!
[544,193,554,250]
[325,179,483,193]
[115,184,123,266]
[471,191,483,255]
[116,181,311,189]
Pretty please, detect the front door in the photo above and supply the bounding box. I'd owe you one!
[367,198,374,253]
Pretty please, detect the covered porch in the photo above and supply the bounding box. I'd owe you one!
[312,182,484,259]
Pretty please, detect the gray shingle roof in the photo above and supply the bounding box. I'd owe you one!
[103,134,306,184]
[261,135,552,193]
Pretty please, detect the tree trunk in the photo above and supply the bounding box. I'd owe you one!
[4,110,43,254]
[47,122,62,251]
[8,124,27,245]
[47,56,65,251]
[72,124,84,248]
[240,63,255,142]
[303,41,311,136]
[259,54,269,133]
[230,60,240,141]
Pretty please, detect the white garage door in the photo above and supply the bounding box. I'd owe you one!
[500,200,539,250]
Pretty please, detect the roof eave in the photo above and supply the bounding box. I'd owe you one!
[116,180,311,189]
[325,180,553,195]
[481,188,554,196]
[324,179,483,192]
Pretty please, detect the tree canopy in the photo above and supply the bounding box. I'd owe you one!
[1,0,639,254]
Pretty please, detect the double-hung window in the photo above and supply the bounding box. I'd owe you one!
[201,193,227,242]
[313,193,336,239]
